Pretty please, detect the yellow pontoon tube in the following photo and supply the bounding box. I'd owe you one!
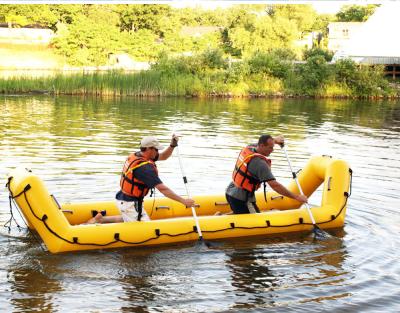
[6,155,352,253]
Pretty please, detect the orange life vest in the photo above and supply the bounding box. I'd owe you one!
[120,153,158,199]
[232,145,271,193]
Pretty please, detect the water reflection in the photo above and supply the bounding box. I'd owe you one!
[1,95,400,312]
[226,246,278,309]
[5,238,62,312]
[222,233,350,310]
[9,265,62,312]
[117,250,157,313]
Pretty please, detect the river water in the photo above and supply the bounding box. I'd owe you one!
[0,95,399,312]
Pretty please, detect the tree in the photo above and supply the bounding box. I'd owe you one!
[52,15,123,66]
[48,4,84,26]
[227,13,298,57]
[227,26,253,57]
[271,5,318,36]
[126,29,161,60]
[336,5,378,22]
[115,4,171,35]
[0,5,58,28]
[191,32,222,53]
[225,5,258,30]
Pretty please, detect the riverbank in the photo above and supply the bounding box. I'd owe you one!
[1,58,399,99]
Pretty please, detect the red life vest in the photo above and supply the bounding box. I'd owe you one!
[120,153,158,199]
[232,145,271,193]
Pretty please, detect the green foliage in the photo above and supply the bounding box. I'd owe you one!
[350,65,386,96]
[334,59,390,96]
[162,33,193,54]
[303,47,333,62]
[0,4,334,66]
[0,4,59,28]
[225,5,258,30]
[152,53,201,76]
[287,55,333,95]
[312,13,334,35]
[1,3,396,98]
[225,13,299,58]
[272,5,318,35]
[191,32,223,53]
[247,51,290,79]
[246,73,283,95]
[0,60,395,98]
[125,29,161,61]
[52,15,123,66]
[224,62,249,84]
[115,4,172,35]
[269,48,297,61]
[334,58,358,85]
[336,5,378,22]
[201,49,227,70]
[48,5,84,26]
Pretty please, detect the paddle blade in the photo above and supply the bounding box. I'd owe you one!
[193,237,215,249]
[312,225,332,240]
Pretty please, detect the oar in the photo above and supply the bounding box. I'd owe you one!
[280,144,331,239]
[175,144,210,247]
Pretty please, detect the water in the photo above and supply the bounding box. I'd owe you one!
[0,95,399,312]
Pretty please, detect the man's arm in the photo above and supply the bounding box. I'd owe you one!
[155,183,195,207]
[158,134,178,161]
[268,180,308,203]
[158,146,175,161]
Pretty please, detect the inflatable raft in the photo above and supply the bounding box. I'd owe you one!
[6,155,352,253]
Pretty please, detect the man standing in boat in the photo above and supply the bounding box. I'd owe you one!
[226,134,308,214]
[88,135,195,223]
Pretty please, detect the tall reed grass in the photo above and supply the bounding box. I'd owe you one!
[0,70,208,97]
[0,63,397,98]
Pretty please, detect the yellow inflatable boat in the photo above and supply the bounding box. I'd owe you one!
[6,155,352,253]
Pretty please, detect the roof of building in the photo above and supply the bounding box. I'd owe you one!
[333,3,400,64]
[328,22,363,28]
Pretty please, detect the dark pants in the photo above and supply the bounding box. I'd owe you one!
[226,193,260,214]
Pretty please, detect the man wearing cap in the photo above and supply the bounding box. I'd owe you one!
[87,135,195,223]
[226,134,307,214]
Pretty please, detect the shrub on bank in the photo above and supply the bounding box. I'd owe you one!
[247,51,290,79]
[323,82,353,97]
[224,62,249,84]
[303,47,334,62]
[246,73,283,96]
[284,55,333,96]
[0,52,397,98]
[201,49,228,70]
[334,59,393,97]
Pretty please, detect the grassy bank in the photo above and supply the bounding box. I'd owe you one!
[0,43,63,70]
[0,53,398,98]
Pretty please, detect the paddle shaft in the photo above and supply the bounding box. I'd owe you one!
[175,146,204,239]
[281,145,317,225]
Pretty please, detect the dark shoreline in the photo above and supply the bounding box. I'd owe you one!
[2,90,399,100]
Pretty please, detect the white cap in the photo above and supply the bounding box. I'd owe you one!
[140,136,164,150]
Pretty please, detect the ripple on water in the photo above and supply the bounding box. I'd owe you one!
[1,96,400,312]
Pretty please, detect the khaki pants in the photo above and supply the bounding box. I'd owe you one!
[116,200,150,222]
